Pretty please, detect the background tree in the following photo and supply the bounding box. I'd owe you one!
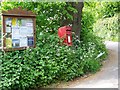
[60,2,84,40]
[0,2,109,90]
[72,2,84,40]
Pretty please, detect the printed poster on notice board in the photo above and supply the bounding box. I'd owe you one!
[12,18,17,26]
[12,39,20,48]
[6,18,12,27]
[27,27,33,36]
[6,38,12,48]
[28,37,34,46]
[12,26,20,39]
[6,27,11,33]
[19,26,28,35]
[20,37,27,47]
[5,17,35,49]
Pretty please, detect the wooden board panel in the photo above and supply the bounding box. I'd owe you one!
[1,7,36,51]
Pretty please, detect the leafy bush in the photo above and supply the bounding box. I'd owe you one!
[0,2,108,90]
[83,2,119,42]
[98,2,119,18]
[85,2,119,19]
[1,31,108,90]
[93,14,119,41]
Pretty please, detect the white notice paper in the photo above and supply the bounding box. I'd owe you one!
[20,26,28,35]
[27,27,33,35]
[6,21,12,27]
[20,37,27,47]
[12,26,20,39]
[21,19,26,26]
[12,26,19,34]
[26,23,33,27]
[12,35,20,39]
[6,27,11,33]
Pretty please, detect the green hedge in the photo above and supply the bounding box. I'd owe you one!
[1,31,108,90]
[0,2,108,90]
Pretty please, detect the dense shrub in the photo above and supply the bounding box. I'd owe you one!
[1,31,107,90]
[0,2,108,90]
[98,2,119,18]
[93,14,119,41]
[85,2,119,19]
[80,10,108,73]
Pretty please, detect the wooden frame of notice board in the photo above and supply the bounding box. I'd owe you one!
[1,7,36,51]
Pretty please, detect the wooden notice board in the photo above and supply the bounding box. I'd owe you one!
[1,7,36,51]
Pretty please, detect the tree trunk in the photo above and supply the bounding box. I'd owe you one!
[60,2,84,40]
[72,2,84,40]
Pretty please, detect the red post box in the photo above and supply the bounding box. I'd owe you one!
[58,26,72,46]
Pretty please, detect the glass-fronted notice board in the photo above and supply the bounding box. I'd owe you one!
[2,7,36,51]
[5,18,34,48]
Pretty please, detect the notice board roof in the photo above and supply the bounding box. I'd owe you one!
[2,7,36,17]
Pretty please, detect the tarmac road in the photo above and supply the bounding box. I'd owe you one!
[72,41,119,88]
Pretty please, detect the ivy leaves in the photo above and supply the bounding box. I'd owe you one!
[0,2,108,90]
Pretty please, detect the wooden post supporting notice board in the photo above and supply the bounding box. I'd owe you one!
[1,7,36,51]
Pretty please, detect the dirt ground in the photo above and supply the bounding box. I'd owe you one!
[46,41,119,88]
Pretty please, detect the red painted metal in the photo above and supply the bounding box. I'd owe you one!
[58,26,72,46]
